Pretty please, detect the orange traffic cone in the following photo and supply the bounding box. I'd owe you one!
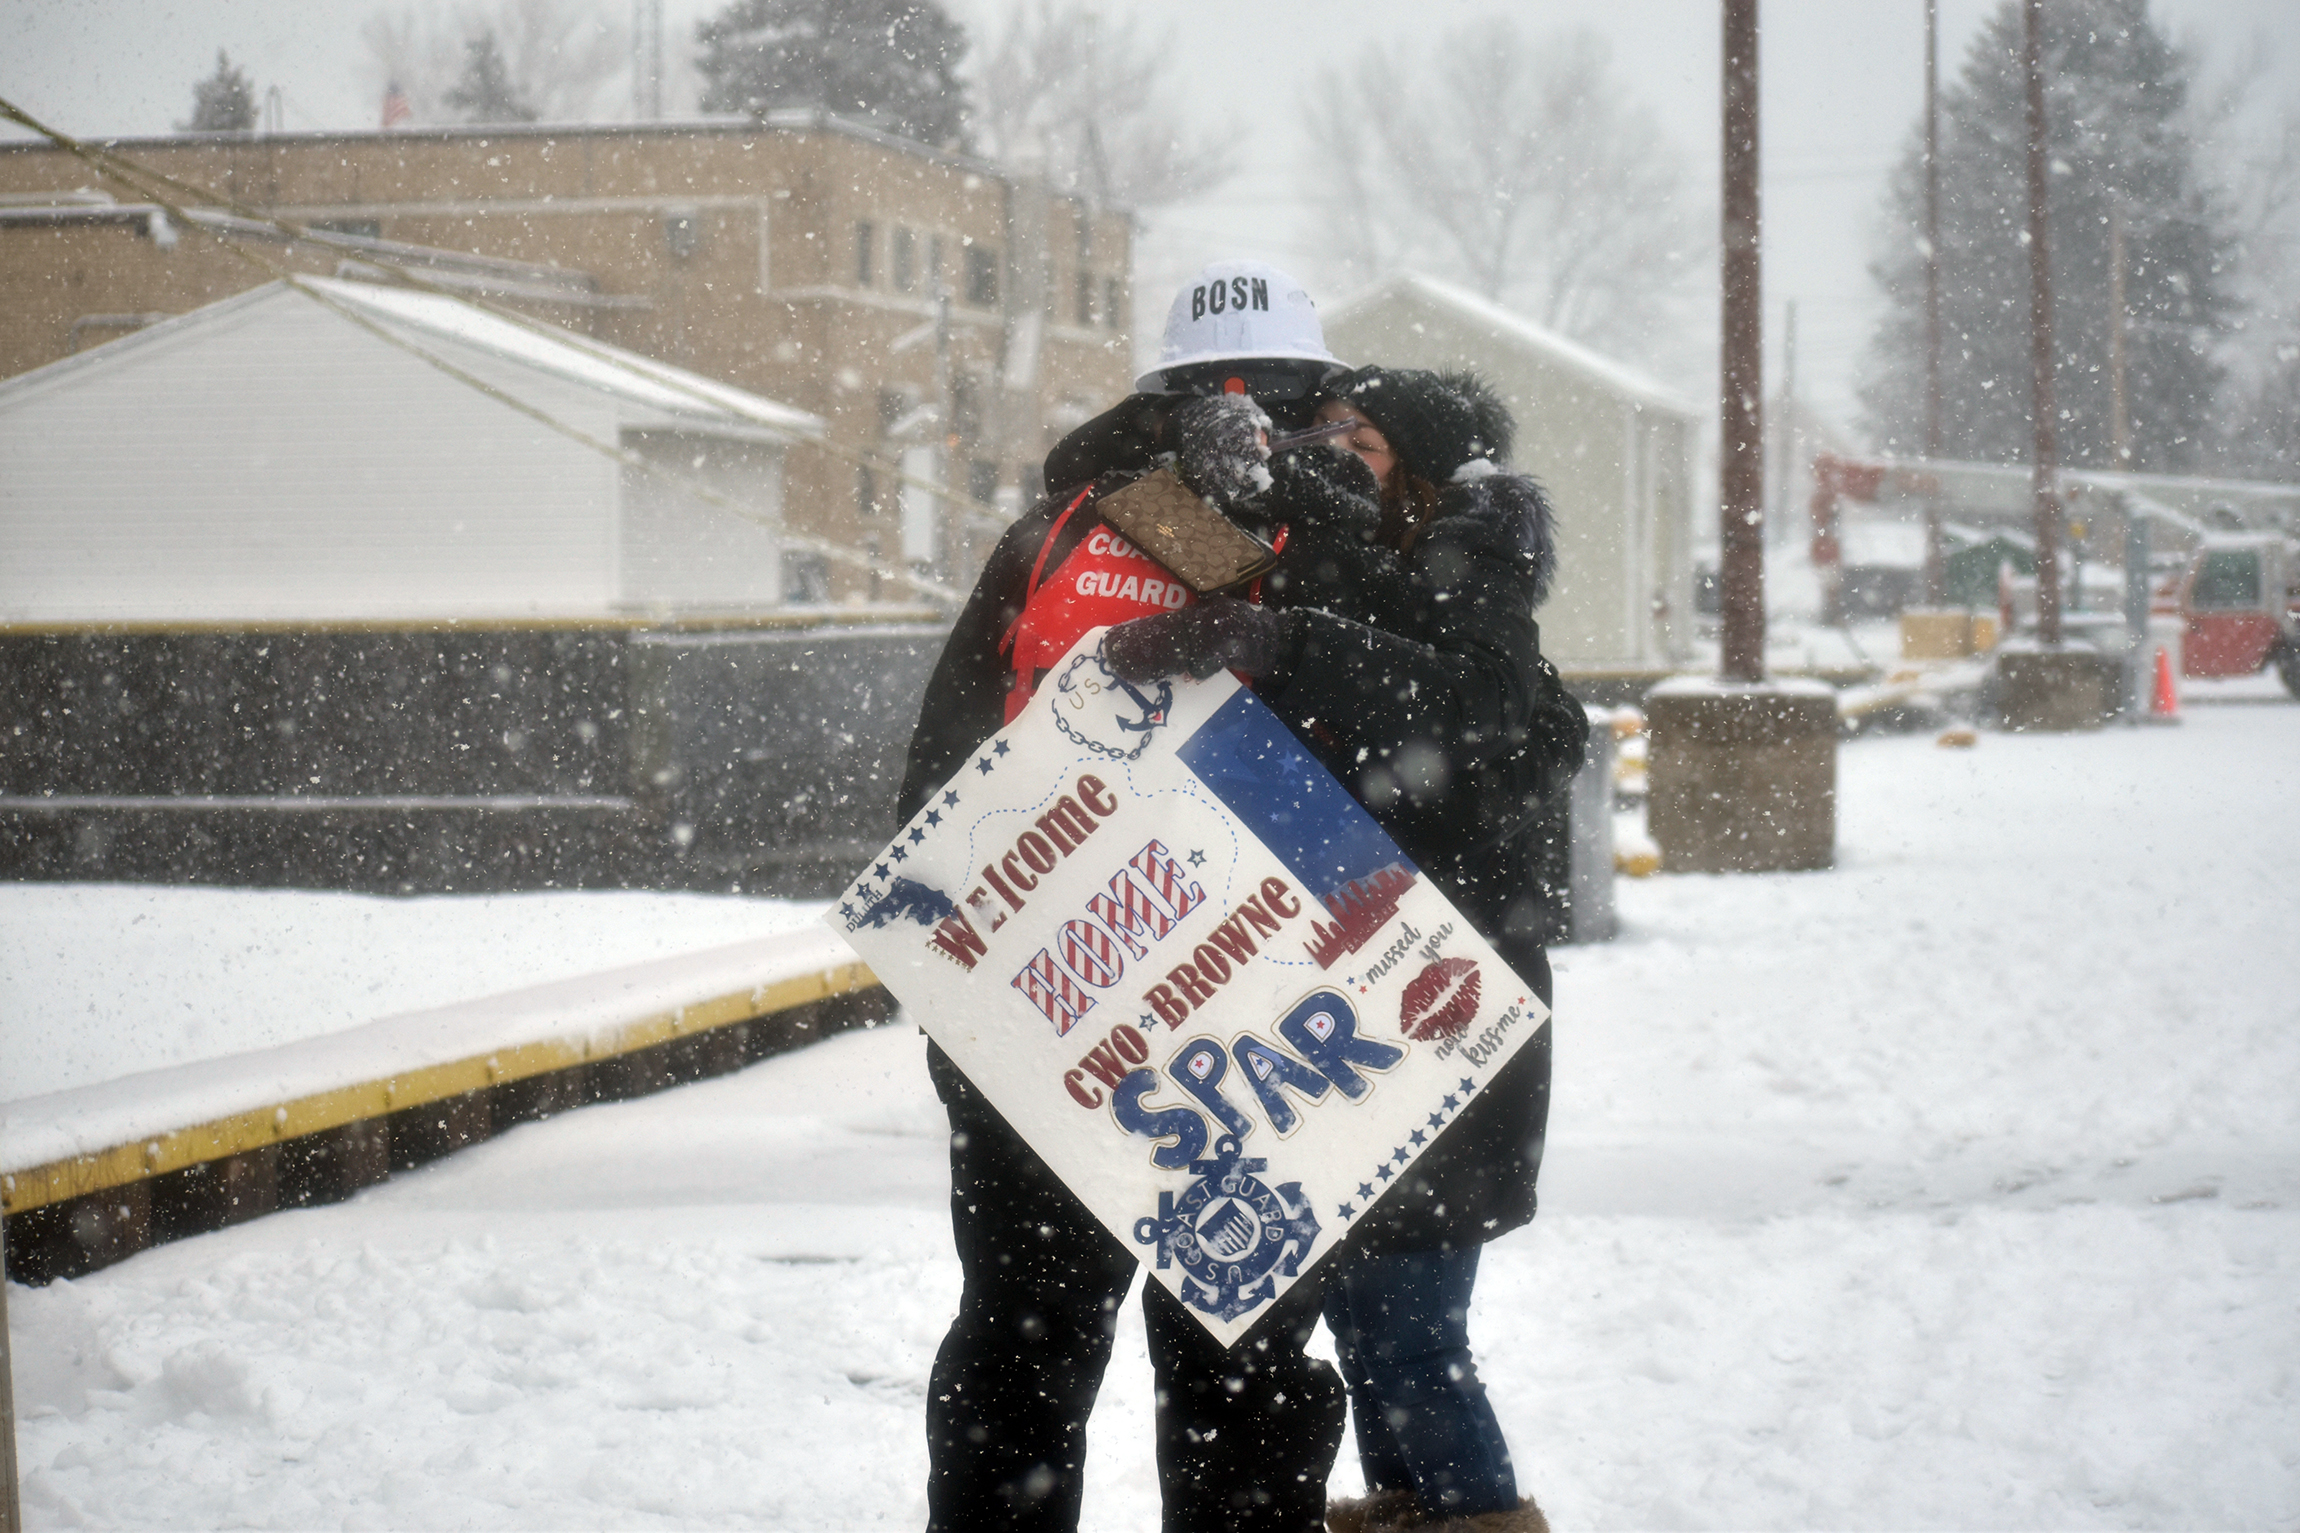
[2150,644,2181,720]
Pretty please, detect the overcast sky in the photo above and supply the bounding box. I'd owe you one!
[4,0,2293,439]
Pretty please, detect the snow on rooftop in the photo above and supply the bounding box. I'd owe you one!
[304,277,822,438]
[1839,517,1930,569]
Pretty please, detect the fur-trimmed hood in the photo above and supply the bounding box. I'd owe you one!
[1430,471,1558,610]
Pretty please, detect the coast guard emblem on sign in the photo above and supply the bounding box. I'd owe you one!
[1133,1137,1321,1323]
[1051,644,1173,762]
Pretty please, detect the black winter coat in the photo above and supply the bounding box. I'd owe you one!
[898,456,1584,1256]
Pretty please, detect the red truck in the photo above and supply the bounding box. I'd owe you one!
[2160,535,2300,696]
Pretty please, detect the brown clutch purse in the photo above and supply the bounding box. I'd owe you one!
[1093,467,1279,594]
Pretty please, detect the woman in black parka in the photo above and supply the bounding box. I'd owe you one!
[1104,367,1583,1532]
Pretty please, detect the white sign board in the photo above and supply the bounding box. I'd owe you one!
[829,630,1550,1345]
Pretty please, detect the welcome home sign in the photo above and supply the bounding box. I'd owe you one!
[829,631,1549,1345]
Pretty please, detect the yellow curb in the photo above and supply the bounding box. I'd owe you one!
[1,959,879,1216]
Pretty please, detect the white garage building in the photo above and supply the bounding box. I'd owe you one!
[0,278,823,623]
[1323,273,1703,672]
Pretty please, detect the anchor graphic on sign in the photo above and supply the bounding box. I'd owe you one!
[1133,1135,1322,1323]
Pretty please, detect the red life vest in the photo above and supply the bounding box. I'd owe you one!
[998,486,1288,723]
[1000,487,1196,721]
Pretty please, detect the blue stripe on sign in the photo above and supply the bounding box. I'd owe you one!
[1173,689,1414,904]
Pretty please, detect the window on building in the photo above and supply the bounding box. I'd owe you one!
[1074,205,1093,264]
[1105,276,1124,332]
[1076,270,1095,327]
[783,553,831,605]
[664,208,699,259]
[893,226,916,292]
[968,459,1001,507]
[951,373,981,446]
[964,245,999,308]
[929,235,945,295]
[857,464,879,518]
[855,220,874,287]
[311,217,383,240]
[878,388,912,437]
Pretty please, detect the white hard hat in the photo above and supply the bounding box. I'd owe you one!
[1137,260,1343,393]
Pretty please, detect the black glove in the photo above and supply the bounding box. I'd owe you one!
[1170,395,1273,509]
[1258,445,1383,540]
[1103,597,1299,683]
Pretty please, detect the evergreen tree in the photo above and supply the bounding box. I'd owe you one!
[181,49,257,133]
[443,30,537,123]
[1859,0,2238,474]
[696,0,970,150]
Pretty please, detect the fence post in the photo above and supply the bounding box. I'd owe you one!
[2,1213,22,1533]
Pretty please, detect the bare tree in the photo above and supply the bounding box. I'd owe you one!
[1304,20,1707,372]
[363,0,625,126]
[967,0,1234,209]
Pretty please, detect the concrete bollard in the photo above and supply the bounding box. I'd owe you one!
[1997,646,2120,731]
[1645,679,1837,873]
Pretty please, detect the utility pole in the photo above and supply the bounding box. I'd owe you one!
[2022,0,2062,647]
[2109,205,2130,470]
[1772,299,1797,543]
[1922,0,1947,605]
[2111,203,2149,716]
[1647,0,1832,874]
[1719,0,1766,682]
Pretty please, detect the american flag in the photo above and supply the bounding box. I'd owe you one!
[381,81,410,130]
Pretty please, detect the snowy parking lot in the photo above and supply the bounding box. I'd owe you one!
[6,682,2298,1530]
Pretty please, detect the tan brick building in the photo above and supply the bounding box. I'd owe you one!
[0,113,1136,602]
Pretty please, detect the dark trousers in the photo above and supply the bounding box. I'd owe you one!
[1322,1247,1517,1517]
[924,1042,1345,1533]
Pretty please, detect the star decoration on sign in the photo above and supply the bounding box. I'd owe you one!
[1376,1164,1394,1182]
[1358,1182,1375,1200]
[1441,1094,1459,1111]
[993,739,1011,756]
[1390,1146,1409,1166]
[976,756,995,775]
[924,809,942,827]
[1409,1129,1427,1147]
[1187,848,1206,867]
[908,827,925,844]
[1427,1111,1446,1130]
[890,846,907,862]
[1459,1078,1477,1095]
[874,863,891,880]
[837,903,854,920]
[943,790,960,808]
[1337,1202,1355,1221]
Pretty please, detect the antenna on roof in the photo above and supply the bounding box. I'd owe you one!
[632,0,663,121]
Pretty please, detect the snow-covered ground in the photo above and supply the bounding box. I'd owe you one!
[8,690,2299,1529]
